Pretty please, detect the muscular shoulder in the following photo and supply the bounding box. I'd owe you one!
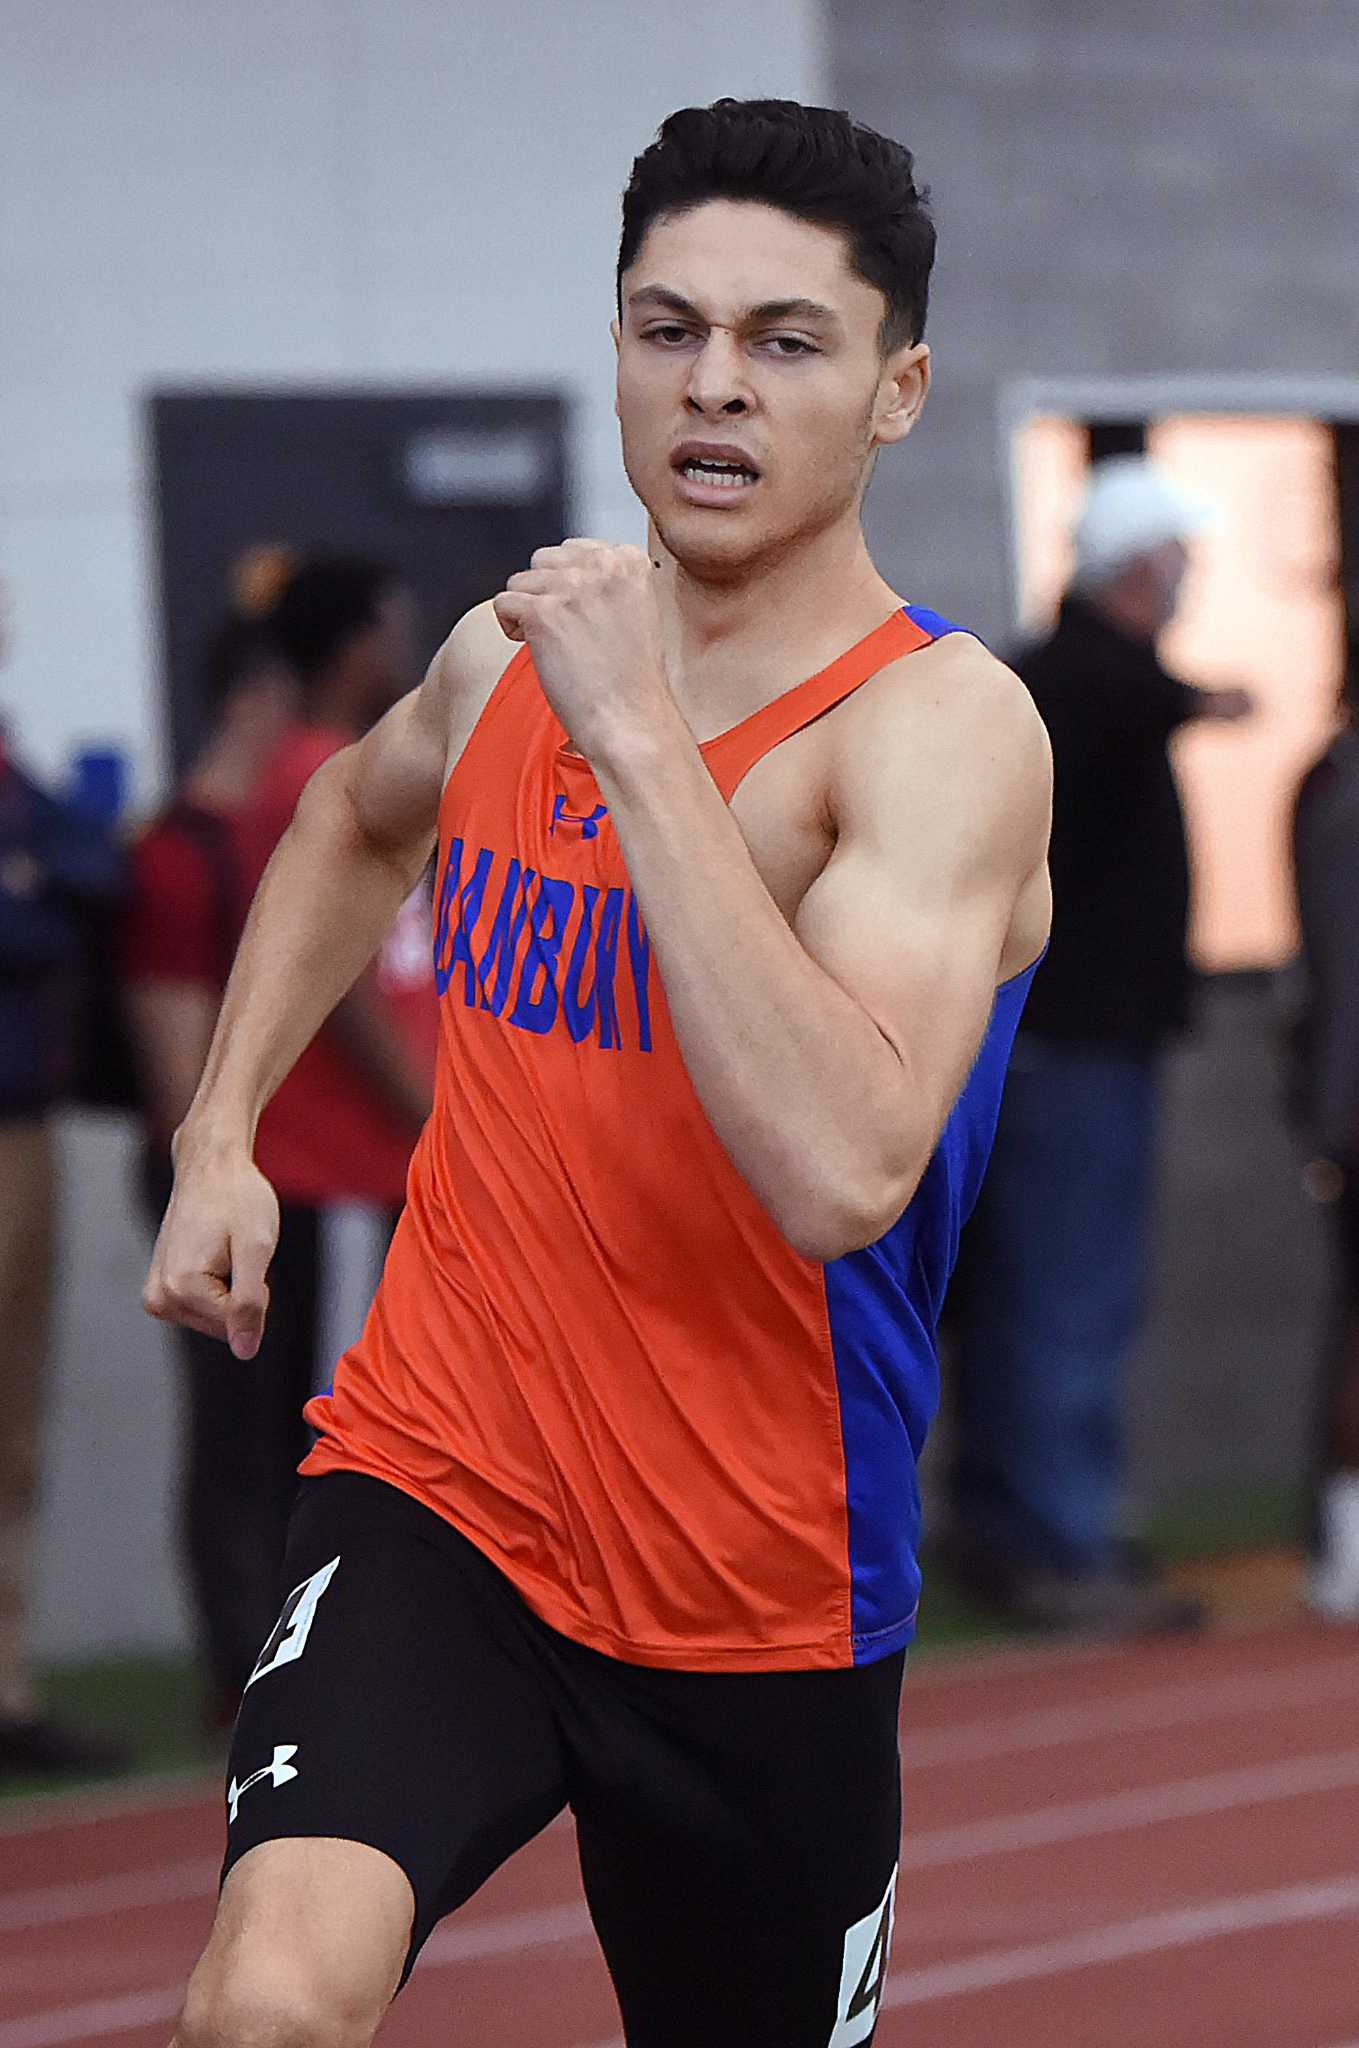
[831,632,1052,874]
[429,601,518,724]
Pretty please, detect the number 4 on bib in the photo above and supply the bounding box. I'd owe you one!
[246,1557,340,1690]
[829,1866,896,2045]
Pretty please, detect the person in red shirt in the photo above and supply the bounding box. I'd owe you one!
[243,560,435,1209]
[124,618,297,1182]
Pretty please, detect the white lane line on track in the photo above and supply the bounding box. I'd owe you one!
[901,1745,1359,1868]
[882,1872,1359,2008]
[0,1989,185,2048]
[904,1657,1359,1770]
[417,1900,592,1967]
[6,1743,1359,1939]
[0,1860,218,1935]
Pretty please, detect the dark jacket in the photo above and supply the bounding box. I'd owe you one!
[1292,730,1359,1165]
[0,749,124,1117]
[1014,597,1202,1057]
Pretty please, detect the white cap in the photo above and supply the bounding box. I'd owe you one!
[1071,455,1212,589]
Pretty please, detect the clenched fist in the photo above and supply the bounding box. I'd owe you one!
[143,1135,281,1361]
[493,540,675,766]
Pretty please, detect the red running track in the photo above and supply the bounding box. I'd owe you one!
[2,1621,1358,2047]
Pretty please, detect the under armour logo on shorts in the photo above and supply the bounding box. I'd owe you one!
[227,1744,299,1824]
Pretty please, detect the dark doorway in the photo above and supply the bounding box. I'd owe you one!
[150,387,569,772]
[1086,419,1147,464]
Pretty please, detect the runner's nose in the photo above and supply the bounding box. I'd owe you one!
[685,330,752,418]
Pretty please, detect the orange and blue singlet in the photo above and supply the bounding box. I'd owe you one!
[302,605,1040,1671]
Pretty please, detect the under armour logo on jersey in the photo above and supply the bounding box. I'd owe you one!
[550,795,609,839]
[227,1744,299,1824]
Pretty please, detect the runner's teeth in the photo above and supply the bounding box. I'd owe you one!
[683,460,756,487]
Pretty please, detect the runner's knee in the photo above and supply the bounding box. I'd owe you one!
[175,1957,387,2048]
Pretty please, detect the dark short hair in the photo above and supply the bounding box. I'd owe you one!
[268,555,398,685]
[199,615,286,719]
[617,99,935,351]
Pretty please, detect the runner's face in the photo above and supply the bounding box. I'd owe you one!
[615,200,927,578]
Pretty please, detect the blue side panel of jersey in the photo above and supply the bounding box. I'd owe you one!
[824,959,1042,1662]
[823,1236,935,1663]
[902,602,970,641]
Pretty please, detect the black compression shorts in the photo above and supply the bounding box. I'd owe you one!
[224,1472,905,2046]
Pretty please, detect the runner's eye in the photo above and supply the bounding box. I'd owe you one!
[644,324,694,347]
[760,335,819,358]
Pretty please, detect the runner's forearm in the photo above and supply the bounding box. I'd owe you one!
[181,752,431,1153]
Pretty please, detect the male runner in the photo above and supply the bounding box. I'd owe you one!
[146,99,1051,2048]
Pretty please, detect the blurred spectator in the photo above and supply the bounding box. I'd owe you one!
[1289,623,1359,1623]
[943,457,1253,1636]
[0,588,128,1776]
[123,617,297,1192]
[122,617,295,1720]
[140,557,435,1723]
[248,556,437,1184]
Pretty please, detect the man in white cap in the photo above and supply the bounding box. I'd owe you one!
[944,454,1252,1636]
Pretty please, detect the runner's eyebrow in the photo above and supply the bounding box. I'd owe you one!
[627,286,840,328]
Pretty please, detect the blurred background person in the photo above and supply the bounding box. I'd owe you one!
[121,614,296,1724]
[122,616,297,1201]
[1289,621,1359,1624]
[249,553,438,1174]
[135,556,435,1726]
[943,456,1254,1636]
[0,584,127,1777]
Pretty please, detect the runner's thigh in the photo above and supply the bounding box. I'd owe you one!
[224,1472,570,1975]
[571,1650,905,2047]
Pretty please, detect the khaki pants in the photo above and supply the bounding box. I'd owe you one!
[0,1118,56,1719]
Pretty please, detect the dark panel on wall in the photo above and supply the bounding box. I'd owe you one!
[150,388,568,772]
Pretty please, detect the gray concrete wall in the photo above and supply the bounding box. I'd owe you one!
[833,0,1359,639]
[33,1116,189,1662]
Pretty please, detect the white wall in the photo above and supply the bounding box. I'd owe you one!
[1,0,826,799]
[2,2,827,1662]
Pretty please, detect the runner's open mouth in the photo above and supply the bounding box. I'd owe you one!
[673,446,762,489]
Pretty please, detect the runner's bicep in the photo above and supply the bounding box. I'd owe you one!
[343,672,450,870]
[793,671,1049,1122]
[795,843,1011,1130]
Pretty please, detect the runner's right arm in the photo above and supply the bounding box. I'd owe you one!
[143,607,502,1357]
